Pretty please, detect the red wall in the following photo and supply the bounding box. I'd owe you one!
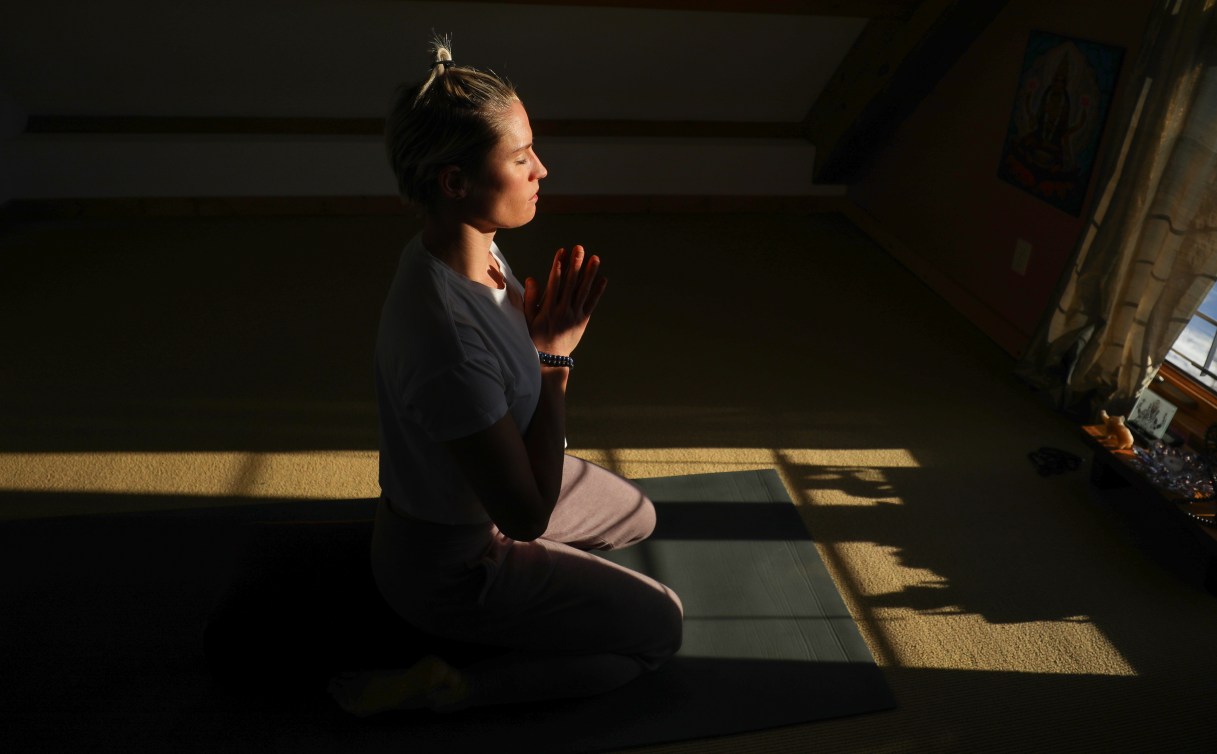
[850,0,1154,358]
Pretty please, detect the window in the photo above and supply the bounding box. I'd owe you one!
[1167,285,1217,392]
[1157,285,1217,446]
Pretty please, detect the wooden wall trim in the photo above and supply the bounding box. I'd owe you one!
[0,195,851,221]
[23,116,806,140]
[24,116,384,136]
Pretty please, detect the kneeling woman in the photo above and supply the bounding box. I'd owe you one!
[329,39,683,715]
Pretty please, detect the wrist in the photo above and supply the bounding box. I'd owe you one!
[540,365,570,389]
[537,351,575,369]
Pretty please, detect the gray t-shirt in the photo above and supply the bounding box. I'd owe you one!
[375,233,540,524]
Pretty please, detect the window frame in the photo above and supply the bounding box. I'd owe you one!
[1156,361,1217,448]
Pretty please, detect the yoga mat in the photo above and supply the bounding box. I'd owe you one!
[1,469,894,753]
[589,469,896,748]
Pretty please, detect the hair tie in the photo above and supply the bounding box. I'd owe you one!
[431,59,455,69]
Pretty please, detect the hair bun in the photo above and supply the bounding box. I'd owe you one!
[431,35,454,73]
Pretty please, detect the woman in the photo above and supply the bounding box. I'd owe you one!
[328,38,683,716]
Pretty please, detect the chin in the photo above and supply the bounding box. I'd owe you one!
[510,206,538,228]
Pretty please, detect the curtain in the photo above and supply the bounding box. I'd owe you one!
[1018,0,1217,418]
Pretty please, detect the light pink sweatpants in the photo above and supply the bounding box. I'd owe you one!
[370,455,684,708]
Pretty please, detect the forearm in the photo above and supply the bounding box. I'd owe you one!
[522,366,570,514]
[514,241,604,534]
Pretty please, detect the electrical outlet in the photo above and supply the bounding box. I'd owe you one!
[1012,239,1032,275]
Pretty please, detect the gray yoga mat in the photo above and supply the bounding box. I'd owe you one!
[2,469,894,753]
[585,469,896,748]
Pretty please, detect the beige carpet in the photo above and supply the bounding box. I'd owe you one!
[2,209,1216,752]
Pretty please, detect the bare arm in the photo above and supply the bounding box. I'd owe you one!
[445,366,567,541]
[445,245,606,541]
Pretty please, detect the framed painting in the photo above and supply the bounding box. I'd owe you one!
[997,30,1124,216]
[1129,389,1178,441]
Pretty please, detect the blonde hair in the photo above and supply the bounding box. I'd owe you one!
[385,35,518,208]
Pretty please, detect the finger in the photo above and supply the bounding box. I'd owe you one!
[524,277,540,319]
[574,254,600,311]
[583,276,608,317]
[560,245,585,307]
[543,248,564,311]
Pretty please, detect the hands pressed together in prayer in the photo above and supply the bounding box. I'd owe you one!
[524,245,607,359]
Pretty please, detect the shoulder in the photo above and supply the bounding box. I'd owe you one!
[378,238,465,370]
[378,236,505,376]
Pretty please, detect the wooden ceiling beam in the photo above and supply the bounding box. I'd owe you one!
[803,0,1010,182]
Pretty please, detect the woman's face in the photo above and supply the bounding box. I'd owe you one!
[463,99,547,231]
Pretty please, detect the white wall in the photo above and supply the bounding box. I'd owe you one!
[0,0,863,200]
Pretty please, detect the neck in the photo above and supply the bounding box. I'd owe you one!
[421,215,497,283]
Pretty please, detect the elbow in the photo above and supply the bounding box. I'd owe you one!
[497,508,551,542]
[481,488,555,542]
[501,517,548,543]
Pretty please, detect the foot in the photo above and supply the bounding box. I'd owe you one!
[327,655,470,716]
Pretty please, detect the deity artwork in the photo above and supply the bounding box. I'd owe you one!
[997,30,1124,216]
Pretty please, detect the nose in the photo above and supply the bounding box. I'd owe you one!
[533,151,548,181]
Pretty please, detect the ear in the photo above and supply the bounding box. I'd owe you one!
[437,165,467,200]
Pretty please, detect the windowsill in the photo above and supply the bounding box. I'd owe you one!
[1155,363,1217,448]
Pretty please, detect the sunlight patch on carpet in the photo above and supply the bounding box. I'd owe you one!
[0,446,1138,679]
[0,445,921,524]
[831,541,1138,678]
[0,446,918,514]
[0,451,379,519]
[889,610,1138,677]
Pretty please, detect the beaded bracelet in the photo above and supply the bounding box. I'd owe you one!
[538,351,574,369]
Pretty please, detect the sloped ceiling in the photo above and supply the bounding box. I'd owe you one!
[0,0,1004,184]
